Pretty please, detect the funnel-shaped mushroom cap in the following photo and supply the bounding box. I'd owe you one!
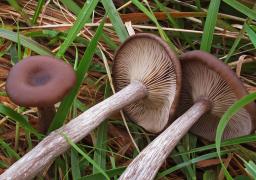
[113,33,181,133]
[6,56,76,107]
[179,50,256,140]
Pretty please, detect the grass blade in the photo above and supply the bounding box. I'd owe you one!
[216,92,256,180]
[101,32,118,50]
[48,19,105,132]
[0,161,9,168]
[7,0,22,12]
[203,170,217,180]
[93,82,110,173]
[80,167,126,180]
[0,104,40,137]
[223,0,256,20]
[0,139,20,160]
[0,29,53,56]
[63,133,110,180]
[131,0,178,52]
[224,5,256,63]
[17,27,21,60]
[175,145,196,179]
[71,148,81,179]
[186,134,256,155]
[60,0,81,15]
[9,44,19,64]
[224,26,246,63]
[32,0,45,25]
[102,0,129,42]
[154,0,195,49]
[244,160,256,177]
[56,0,99,58]
[245,24,256,48]
[200,0,221,52]
[157,152,227,178]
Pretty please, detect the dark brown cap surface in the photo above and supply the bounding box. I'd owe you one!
[179,50,256,140]
[113,33,181,133]
[6,56,76,107]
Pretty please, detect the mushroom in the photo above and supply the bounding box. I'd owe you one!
[120,50,256,180]
[112,33,181,133]
[6,56,76,133]
[0,33,181,179]
[179,51,256,140]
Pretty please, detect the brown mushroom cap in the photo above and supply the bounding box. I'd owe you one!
[6,56,76,107]
[179,50,256,140]
[113,33,181,133]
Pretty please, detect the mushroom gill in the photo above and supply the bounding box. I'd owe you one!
[113,35,178,133]
[180,60,252,140]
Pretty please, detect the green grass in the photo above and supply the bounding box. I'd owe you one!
[63,133,110,180]
[60,0,81,15]
[102,0,129,42]
[0,104,40,137]
[223,0,256,19]
[200,0,221,52]
[0,139,20,160]
[93,82,110,173]
[55,0,100,58]
[216,92,256,179]
[31,0,45,25]
[49,18,105,132]
[0,29,53,56]
[0,0,256,179]
[132,0,178,52]
[224,5,256,63]
[245,24,256,48]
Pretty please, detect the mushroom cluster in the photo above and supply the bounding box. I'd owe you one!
[2,34,255,180]
[120,50,256,179]
[1,33,181,179]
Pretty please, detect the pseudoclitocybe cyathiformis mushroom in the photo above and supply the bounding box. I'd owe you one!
[113,33,181,133]
[6,56,76,133]
[120,50,256,180]
[179,51,255,140]
[0,33,181,179]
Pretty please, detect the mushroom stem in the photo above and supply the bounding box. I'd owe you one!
[0,81,147,180]
[37,106,56,133]
[119,99,211,180]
